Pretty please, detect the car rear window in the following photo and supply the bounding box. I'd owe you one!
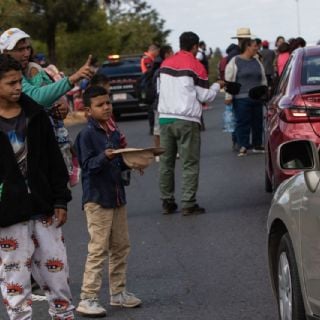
[302,56,320,85]
[100,59,141,76]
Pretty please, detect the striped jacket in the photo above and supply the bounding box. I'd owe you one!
[158,50,221,124]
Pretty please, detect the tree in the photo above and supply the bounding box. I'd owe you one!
[0,0,28,31]
[0,0,170,69]
[16,0,98,63]
[107,0,170,50]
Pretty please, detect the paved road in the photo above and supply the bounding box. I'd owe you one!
[0,94,278,319]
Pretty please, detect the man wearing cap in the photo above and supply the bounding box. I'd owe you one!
[260,40,275,90]
[158,31,223,215]
[0,28,93,108]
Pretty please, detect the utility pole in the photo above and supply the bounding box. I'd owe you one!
[295,0,301,35]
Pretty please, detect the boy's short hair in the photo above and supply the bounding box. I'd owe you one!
[0,54,22,79]
[179,32,199,51]
[83,86,108,107]
[89,73,109,87]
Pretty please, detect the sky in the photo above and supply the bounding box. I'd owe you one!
[146,0,320,52]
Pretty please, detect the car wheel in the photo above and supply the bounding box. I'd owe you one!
[265,170,273,193]
[276,233,306,320]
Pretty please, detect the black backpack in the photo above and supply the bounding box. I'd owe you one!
[138,61,161,105]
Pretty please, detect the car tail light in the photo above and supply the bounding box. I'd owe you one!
[280,93,320,123]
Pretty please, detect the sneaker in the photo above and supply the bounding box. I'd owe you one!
[238,147,247,157]
[31,281,47,302]
[182,204,206,216]
[252,146,265,153]
[162,200,178,215]
[32,293,47,302]
[76,298,107,317]
[110,290,142,308]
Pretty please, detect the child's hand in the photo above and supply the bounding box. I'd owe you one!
[105,149,115,159]
[54,208,68,227]
[43,208,67,227]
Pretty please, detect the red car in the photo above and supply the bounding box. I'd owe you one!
[265,46,320,192]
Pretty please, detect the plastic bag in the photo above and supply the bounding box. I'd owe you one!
[69,155,81,187]
[223,104,235,133]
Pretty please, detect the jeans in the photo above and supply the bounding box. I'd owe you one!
[233,98,263,149]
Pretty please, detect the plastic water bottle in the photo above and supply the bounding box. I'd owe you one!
[223,104,235,133]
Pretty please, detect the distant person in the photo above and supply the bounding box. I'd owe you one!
[255,38,263,61]
[275,36,285,51]
[273,35,285,78]
[225,38,267,157]
[0,53,74,320]
[290,36,306,52]
[158,31,223,215]
[75,86,141,317]
[196,40,209,73]
[260,40,275,89]
[140,44,160,73]
[150,45,174,158]
[224,28,254,151]
[276,42,290,77]
[33,52,47,67]
[228,28,254,62]
[140,44,160,134]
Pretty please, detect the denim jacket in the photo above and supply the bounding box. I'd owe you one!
[74,117,127,209]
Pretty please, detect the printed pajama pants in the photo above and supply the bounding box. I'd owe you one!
[0,219,74,320]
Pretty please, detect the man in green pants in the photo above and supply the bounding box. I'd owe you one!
[158,31,223,215]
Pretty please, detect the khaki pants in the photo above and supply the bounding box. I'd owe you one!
[160,119,201,208]
[80,204,130,299]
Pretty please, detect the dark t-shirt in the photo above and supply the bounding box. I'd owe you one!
[0,110,28,178]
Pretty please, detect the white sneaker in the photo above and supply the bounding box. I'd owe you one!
[32,293,47,302]
[110,290,142,308]
[76,298,107,317]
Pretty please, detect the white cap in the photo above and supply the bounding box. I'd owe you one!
[0,28,30,53]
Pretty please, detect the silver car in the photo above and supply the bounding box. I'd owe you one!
[268,139,320,320]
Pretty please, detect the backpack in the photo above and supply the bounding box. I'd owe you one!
[137,67,157,104]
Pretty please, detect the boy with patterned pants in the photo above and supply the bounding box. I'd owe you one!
[0,54,74,319]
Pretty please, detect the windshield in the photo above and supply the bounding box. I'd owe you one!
[100,60,141,76]
[302,56,320,85]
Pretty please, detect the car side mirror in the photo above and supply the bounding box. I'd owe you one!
[278,140,320,192]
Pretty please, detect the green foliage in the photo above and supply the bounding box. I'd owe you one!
[0,0,171,70]
[0,0,28,31]
[208,47,223,83]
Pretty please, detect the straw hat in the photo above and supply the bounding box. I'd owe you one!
[231,28,255,39]
[112,147,165,169]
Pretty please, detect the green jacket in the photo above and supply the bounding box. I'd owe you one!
[22,76,72,108]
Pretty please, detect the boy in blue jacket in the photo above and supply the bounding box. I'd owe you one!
[75,86,141,317]
[0,54,74,319]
